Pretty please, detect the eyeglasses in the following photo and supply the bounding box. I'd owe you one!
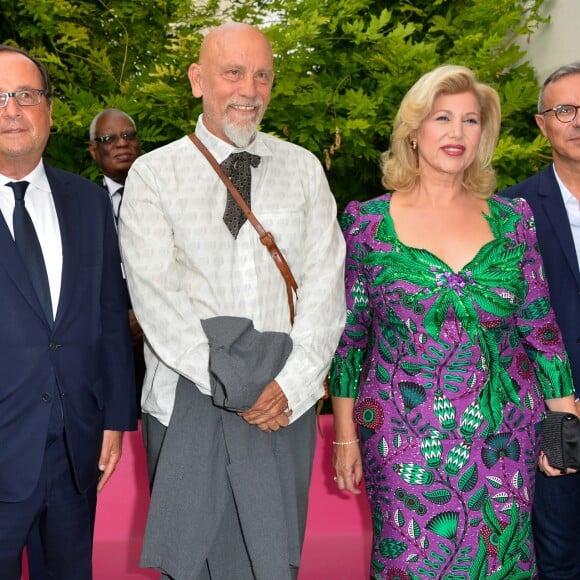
[0,89,46,109]
[539,104,580,123]
[93,130,139,145]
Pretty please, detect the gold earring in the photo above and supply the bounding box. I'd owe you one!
[411,139,417,151]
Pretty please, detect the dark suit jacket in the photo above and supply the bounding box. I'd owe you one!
[503,165,580,395]
[0,163,136,502]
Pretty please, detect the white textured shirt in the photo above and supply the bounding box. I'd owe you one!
[119,116,346,426]
[0,161,62,317]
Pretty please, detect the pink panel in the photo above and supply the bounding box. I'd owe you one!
[24,416,372,579]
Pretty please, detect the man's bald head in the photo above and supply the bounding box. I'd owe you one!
[188,23,274,147]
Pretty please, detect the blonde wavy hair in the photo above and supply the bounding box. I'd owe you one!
[381,65,501,199]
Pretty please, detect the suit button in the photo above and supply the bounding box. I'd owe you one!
[41,392,52,403]
[49,342,61,350]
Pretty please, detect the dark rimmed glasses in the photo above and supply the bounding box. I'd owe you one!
[539,104,580,123]
[0,89,46,108]
[93,131,139,146]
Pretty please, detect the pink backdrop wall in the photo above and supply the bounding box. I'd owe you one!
[24,415,372,579]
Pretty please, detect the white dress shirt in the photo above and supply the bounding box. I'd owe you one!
[119,116,346,425]
[103,175,124,219]
[0,161,62,317]
[554,166,580,267]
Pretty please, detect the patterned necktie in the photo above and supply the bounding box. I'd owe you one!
[8,181,53,326]
[220,152,261,238]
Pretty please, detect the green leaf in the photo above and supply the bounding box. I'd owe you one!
[469,534,489,580]
[482,496,502,535]
[458,463,479,492]
[486,476,503,489]
[468,485,489,511]
[376,363,390,384]
[498,502,520,562]
[422,489,452,505]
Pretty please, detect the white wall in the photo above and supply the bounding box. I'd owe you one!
[523,0,580,83]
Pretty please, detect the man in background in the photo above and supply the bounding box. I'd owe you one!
[89,108,145,413]
[0,46,136,578]
[89,108,140,224]
[503,61,580,579]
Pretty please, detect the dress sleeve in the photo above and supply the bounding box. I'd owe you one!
[513,197,574,400]
[329,200,373,399]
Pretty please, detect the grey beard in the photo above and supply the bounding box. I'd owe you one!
[224,121,258,148]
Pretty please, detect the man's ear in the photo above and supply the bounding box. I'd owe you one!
[535,113,548,138]
[188,63,203,98]
[89,142,97,161]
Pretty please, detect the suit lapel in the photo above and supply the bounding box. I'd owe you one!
[537,167,580,286]
[45,164,78,330]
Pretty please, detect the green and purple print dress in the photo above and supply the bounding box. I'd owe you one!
[329,193,574,580]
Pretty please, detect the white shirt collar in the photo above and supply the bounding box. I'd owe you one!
[1,160,50,193]
[553,164,580,210]
[103,175,124,195]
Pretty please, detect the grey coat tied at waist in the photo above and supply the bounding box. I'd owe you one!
[141,316,312,580]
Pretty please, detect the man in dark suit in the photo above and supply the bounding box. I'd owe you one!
[0,46,136,579]
[503,61,580,579]
[89,108,145,414]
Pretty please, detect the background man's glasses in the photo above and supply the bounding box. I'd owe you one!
[93,131,139,146]
[540,104,580,123]
[0,89,46,108]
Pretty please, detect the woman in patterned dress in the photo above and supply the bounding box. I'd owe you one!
[329,65,577,580]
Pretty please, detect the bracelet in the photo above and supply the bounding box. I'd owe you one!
[332,439,359,446]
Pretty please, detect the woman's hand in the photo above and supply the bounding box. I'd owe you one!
[541,395,579,475]
[333,440,363,494]
[538,450,578,477]
[331,395,364,494]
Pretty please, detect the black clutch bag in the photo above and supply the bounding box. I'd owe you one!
[541,411,580,471]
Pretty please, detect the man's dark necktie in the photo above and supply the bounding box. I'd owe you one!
[8,181,53,326]
[114,186,124,223]
[7,181,62,444]
[220,152,261,238]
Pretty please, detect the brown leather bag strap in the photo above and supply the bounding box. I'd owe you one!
[189,133,298,324]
